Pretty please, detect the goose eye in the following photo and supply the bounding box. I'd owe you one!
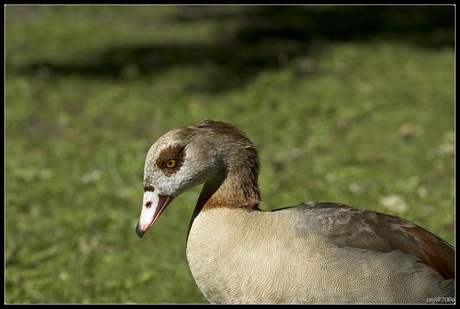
[165,159,176,168]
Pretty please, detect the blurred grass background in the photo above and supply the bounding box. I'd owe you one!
[5,5,454,304]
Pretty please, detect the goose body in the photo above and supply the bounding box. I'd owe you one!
[136,119,455,304]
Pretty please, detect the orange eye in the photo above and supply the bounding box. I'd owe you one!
[165,159,176,168]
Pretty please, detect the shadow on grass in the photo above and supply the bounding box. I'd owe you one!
[20,6,454,92]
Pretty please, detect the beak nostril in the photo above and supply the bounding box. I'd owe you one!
[145,201,152,208]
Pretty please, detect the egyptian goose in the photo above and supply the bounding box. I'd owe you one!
[136,119,455,304]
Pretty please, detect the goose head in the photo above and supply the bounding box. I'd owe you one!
[136,119,261,237]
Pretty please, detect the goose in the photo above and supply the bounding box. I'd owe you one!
[135,119,455,304]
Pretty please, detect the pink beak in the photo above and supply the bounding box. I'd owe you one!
[136,185,173,238]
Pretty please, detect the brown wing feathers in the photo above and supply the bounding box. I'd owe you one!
[310,203,455,280]
[399,224,454,280]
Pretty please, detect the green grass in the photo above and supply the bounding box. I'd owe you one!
[5,5,454,304]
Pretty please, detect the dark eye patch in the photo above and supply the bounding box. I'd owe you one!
[156,144,186,176]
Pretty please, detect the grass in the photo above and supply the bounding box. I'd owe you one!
[5,5,454,304]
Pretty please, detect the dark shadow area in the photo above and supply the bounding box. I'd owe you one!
[19,6,454,92]
[231,6,454,46]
